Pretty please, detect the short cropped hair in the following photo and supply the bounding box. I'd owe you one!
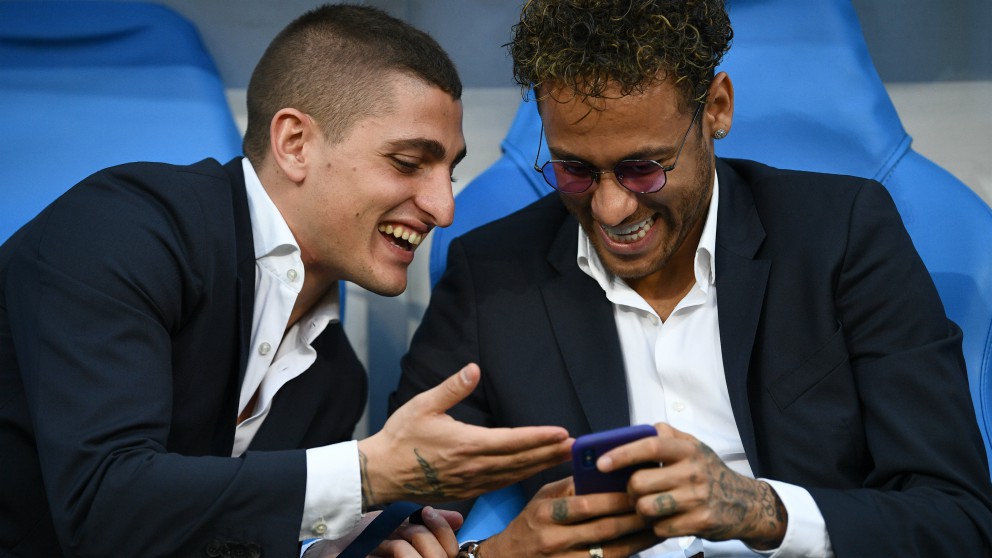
[509,0,732,110]
[243,4,462,164]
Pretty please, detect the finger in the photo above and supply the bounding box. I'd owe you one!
[634,489,685,521]
[546,510,652,554]
[371,538,417,557]
[407,363,481,415]
[440,422,573,456]
[433,508,464,531]
[597,430,694,472]
[396,524,448,558]
[441,448,573,496]
[543,492,636,525]
[419,506,460,555]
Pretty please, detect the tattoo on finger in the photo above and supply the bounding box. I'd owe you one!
[551,499,569,522]
[654,493,677,516]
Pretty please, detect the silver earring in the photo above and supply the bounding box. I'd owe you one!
[713,128,728,139]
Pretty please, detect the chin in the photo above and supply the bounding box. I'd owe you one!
[363,276,408,298]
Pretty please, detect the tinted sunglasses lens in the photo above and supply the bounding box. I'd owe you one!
[546,161,594,193]
[615,161,667,193]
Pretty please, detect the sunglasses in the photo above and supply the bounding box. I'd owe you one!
[533,104,701,194]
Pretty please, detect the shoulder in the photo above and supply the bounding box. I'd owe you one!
[4,158,243,266]
[720,157,894,228]
[722,158,879,195]
[454,193,571,255]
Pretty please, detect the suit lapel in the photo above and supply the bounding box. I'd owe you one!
[541,212,631,433]
[714,159,769,475]
[224,157,255,386]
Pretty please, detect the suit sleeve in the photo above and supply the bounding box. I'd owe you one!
[392,237,494,428]
[6,170,307,557]
[807,181,992,556]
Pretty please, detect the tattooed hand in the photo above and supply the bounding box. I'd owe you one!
[356,363,573,507]
[598,423,788,550]
[478,477,658,558]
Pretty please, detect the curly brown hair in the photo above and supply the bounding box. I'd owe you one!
[509,0,732,109]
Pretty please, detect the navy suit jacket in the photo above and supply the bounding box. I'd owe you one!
[0,158,366,557]
[393,158,992,556]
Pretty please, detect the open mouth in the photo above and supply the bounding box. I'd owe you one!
[602,216,655,244]
[378,223,424,252]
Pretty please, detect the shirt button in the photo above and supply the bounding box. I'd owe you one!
[312,521,327,535]
[258,342,271,356]
[287,269,299,281]
[649,315,659,325]
[673,401,686,412]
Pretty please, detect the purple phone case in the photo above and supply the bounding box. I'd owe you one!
[572,424,658,494]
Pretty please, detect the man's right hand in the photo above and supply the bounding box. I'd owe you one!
[357,363,573,508]
[480,477,659,557]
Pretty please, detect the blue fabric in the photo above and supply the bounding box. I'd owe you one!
[449,0,992,538]
[0,1,243,242]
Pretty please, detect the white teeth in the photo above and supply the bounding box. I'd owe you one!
[377,223,424,247]
[603,216,655,243]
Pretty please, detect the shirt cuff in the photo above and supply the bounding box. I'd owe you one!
[750,479,834,558]
[301,440,363,540]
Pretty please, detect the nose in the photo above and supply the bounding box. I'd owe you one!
[417,171,455,228]
[590,173,639,227]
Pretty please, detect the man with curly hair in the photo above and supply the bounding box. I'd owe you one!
[393,0,992,556]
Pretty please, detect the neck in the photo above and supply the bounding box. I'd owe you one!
[288,267,337,331]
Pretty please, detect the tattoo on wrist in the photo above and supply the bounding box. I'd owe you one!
[401,448,446,499]
[359,450,374,511]
[750,481,788,549]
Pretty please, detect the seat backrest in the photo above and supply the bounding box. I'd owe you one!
[450,0,992,540]
[0,0,243,242]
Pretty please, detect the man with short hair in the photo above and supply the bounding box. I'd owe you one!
[0,5,571,557]
[393,1,992,556]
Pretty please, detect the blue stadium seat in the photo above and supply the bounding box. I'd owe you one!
[0,1,243,242]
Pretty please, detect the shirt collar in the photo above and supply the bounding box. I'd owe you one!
[577,171,720,293]
[241,158,340,323]
[242,158,300,260]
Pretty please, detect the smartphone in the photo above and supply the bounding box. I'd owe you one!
[572,424,658,494]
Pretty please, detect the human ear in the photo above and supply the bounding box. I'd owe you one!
[705,72,734,139]
[269,108,313,183]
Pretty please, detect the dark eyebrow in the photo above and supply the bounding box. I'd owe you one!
[386,138,466,166]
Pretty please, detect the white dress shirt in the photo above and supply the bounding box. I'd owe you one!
[576,176,833,558]
[238,158,362,542]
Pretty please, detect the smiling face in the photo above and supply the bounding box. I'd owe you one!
[541,78,729,294]
[272,74,466,297]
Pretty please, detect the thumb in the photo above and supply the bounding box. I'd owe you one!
[411,363,480,415]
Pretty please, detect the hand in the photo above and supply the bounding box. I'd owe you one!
[305,506,464,558]
[358,363,573,507]
[480,477,658,558]
[598,423,787,549]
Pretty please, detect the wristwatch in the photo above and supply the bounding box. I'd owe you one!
[457,540,483,558]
